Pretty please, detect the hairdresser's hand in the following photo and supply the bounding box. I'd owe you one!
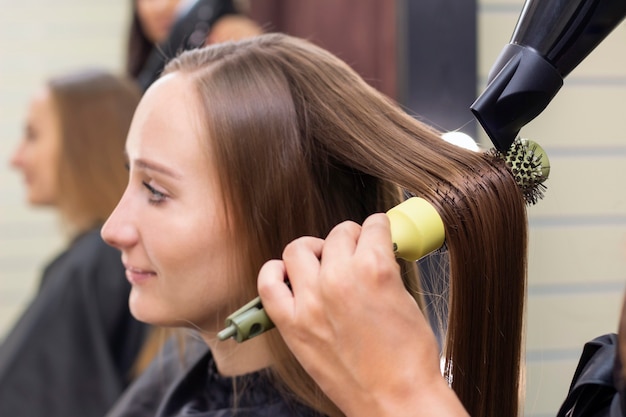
[205,15,263,45]
[258,214,468,417]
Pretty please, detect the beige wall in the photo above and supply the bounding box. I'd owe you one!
[1,1,625,416]
[480,1,626,416]
[0,0,129,335]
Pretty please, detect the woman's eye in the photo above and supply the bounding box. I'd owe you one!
[142,181,168,205]
[24,126,37,142]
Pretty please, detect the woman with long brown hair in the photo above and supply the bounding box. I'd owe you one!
[102,33,528,417]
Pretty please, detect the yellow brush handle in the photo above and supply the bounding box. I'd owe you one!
[387,197,445,261]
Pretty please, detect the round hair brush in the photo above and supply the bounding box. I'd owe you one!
[492,137,550,205]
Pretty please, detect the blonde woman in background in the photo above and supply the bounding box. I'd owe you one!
[0,69,157,417]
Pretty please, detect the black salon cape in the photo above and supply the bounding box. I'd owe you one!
[0,229,148,417]
[556,333,626,416]
[106,334,322,417]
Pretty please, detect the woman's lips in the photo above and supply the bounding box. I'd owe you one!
[125,266,157,285]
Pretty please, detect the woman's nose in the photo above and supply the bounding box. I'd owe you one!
[9,141,26,169]
[101,192,139,250]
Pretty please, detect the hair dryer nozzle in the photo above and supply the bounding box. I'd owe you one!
[470,44,563,153]
[472,0,626,152]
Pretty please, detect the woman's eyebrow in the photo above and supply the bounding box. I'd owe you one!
[132,158,183,179]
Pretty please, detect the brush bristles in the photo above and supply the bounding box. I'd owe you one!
[490,138,550,206]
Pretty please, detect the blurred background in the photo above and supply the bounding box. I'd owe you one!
[0,0,129,337]
[1,0,626,416]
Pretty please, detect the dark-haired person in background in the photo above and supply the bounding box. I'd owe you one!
[127,0,262,91]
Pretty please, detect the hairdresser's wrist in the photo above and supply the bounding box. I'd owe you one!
[352,373,469,417]
[411,376,469,417]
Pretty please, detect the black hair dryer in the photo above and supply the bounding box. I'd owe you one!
[471,0,626,152]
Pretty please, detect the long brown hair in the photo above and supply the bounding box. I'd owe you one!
[164,33,528,417]
[49,69,140,234]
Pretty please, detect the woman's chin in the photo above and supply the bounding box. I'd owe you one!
[129,292,167,325]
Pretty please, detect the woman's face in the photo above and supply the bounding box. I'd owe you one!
[11,87,61,206]
[135,0,183,44]
[102,72,239,331]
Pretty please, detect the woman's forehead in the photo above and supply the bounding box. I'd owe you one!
[126,73,208,169]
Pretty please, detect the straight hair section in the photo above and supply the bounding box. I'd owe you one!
[164,33,528,417]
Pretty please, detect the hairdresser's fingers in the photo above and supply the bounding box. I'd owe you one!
[356,213,394,257]
[257,260,295,324]
[280,237,331,336]
[281,236,324,296]
[258,237,324,321]
[322,220,361,260]
[318,215,402,306]
[316,220,361,296]
[271,236,341,350]
[353,213,403,288]
[205,15,263,45]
